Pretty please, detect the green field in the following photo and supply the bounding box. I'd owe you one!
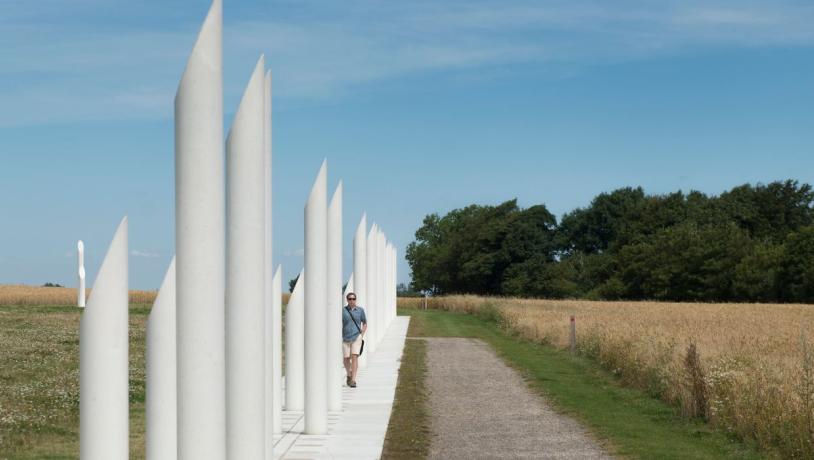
[0,304,149,459]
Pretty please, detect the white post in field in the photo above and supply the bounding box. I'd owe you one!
[175,1,225,457]
[226,55,266,460]
[77,240,86,308]
[327,183,344,411]
[146,257,177,460]
[285,270,305,411]
[80,217,128,460]
[304,161,328,434]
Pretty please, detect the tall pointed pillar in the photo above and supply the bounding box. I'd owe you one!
[263,68,276,455]
[270,266,283,436]
[327,183,343,412]
[285,270,305,411]
[344,273,355,298]
[175,1,225,458]
[365,224,378,354]
[378,232,386,341]
[146,257,177,460]
[353,214,367,313]
[226,56,266,460]
[80,217,128,460]
[304,162,328,434]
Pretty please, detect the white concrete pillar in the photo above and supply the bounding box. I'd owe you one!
[344,273,354,298]
[77,240,86,308]
[270,266,283,435]
[393,246,397,323]
[365,224,377,354]
[175,1,225,458]
[262,67,275,458]
[353,216,367,367]
[393,246,398,324]
[80,217,128,460]
[327,183,343,412]
[146,257,177,460]
[285,270,305,411]
[390,243,395,326]
[226,55,266,460]
[376,230,387,343]
[387,241,392,328]
[353,214,367,311]
[304,161,328,434]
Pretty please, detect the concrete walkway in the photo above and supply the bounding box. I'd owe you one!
[274,316,410,459]
[425,338,612,459]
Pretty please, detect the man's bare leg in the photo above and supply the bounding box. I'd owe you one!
[343,357,352,380]
[351,354,359,383]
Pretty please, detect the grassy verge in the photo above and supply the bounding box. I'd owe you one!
[400,307,768,460]
[381,338,430,460]
[0,304,149,459]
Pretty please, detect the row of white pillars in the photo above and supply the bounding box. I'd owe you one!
[79,0,398,457]
[348,216,399,366]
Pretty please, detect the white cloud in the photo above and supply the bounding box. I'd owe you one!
[131,250,160,258]
[1,0,813,126]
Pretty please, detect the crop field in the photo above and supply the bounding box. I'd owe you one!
[398,295,814,458]
[0,284,157,306]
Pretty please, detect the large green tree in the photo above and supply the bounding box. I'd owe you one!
[407,180,814,302]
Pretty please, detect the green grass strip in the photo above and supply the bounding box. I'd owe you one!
[400,307,767,460]
[381,338,430,460]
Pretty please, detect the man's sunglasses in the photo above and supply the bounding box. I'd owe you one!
[347,297,357,301]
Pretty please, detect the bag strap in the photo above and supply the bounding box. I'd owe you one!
[346,307,362,335]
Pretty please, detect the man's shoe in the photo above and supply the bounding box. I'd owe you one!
[349,381,357,388]
[346,375,352,386]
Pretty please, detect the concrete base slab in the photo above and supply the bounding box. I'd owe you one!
[275,317,410,459]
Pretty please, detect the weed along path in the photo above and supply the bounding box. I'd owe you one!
[424,337,611,459]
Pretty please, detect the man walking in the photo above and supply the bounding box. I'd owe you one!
[342,292,367,388]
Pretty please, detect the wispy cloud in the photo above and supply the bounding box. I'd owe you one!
[1,0,812,126]
[131,250,160,258]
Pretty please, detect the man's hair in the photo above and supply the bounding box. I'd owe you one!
[346,292,356,299]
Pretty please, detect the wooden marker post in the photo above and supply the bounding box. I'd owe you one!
[569,315,576,354]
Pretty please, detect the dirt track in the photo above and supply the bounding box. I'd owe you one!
[425,337,612,459]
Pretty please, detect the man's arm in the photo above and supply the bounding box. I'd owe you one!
[360,309,367,333]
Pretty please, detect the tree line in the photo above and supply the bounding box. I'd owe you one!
[406,180,814,302]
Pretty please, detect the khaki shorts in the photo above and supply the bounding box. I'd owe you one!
[343,335,363,358]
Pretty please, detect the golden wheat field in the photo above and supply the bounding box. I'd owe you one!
[401,295,814,458]
[0,285,291,307]
[0,284,158,306]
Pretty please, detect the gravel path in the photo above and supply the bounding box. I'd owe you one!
[425,337,612,459]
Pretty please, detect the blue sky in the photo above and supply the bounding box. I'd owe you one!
[1,0,813,289]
